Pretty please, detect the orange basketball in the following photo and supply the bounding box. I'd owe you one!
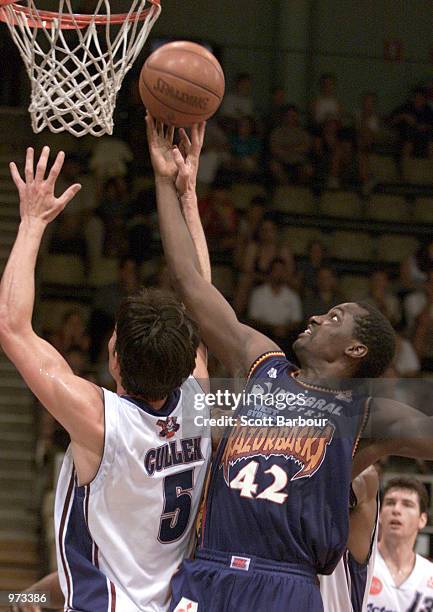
[139,41,225,127]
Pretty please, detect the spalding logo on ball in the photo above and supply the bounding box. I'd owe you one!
[139,40,225,127]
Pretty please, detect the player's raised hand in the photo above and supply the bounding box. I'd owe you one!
[9,147,81,225]
[173,122,205,197]
[145,113,177,179]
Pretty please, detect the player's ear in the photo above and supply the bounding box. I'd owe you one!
[345,342,368,360]
[419,512,428,530]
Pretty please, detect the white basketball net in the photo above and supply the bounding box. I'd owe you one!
[0,0,161,136]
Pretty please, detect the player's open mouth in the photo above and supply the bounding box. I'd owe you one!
[389,520,403,527]
[300,326,313,337]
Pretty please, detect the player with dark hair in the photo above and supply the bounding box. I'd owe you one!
[0,146,211,612]
[146,115,433,612]
[368,477,433,612]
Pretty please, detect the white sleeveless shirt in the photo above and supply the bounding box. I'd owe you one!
[367,550,433,612]
[55,378,210,612]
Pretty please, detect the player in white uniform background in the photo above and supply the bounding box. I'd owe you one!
[1,144,211,612]
[320,466,379,612]
[367,477,433,612]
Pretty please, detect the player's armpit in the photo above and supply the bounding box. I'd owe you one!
[0,326,104,453]
[355,397,433,470]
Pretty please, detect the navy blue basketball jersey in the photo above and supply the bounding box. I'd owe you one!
[200,352,369,575]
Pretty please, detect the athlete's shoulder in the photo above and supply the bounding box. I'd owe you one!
[247,351,296,382]
[416,553,433,574]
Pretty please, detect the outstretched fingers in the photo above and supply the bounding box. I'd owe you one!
[58,183,82,208]
[9,161,24,192]
[25,147,34,183]
[46,151,65,188]
[35,146,50,182]
[191,122,205,155]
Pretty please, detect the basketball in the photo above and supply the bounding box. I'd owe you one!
[139,41,225,127]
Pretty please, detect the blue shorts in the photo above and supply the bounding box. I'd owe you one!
[170,549,324,612]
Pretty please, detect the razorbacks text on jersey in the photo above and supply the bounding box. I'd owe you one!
[201,352,369,571]
[55,377,210,612]
[169,352,370,612]
[367,551,433,612]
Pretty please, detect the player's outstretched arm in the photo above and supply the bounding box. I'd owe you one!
[353,397,433,477]
[146,115,279,377]
[347,466,379,565]
[0,147,103,465]
[9,571,64,611]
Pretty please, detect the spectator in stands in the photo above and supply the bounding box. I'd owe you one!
[228,116,263,181]
[298,239,328,291]
[196,118,230,190]
[220,72,255,128]
[365,269,401,327]
[312,117,346,189]
[404,270,433,368]
[48,308,90,357]
[46,155,96,265]
[247,257,303,351]
[263,86,288,133]
[233,216,298,314]
[87,257,140,362]
[392,333,421,377]
[401,240,433,290]
[311,73,342,127]
[303,267,343,320]
[199,182,238,251]
[89,177,130,261]
[268,104,313,184]
[356,92,381,194]
[233,195,267,268]
[90,136,133,181]
[125,187,154,265]
[390,87,433,160]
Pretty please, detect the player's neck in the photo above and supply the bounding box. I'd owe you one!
[296,364,349,391]
[379,539,416,580]
[116,383,168,410]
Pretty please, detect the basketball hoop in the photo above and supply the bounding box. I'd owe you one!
[0,0,161,136]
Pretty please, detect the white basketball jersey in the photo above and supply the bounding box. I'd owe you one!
[367,551,433,612]
[54,377,210,612]
[320,500,379,612]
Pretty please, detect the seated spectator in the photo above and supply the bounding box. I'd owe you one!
[263,86,287,133]
[46,155,97,265]
[220,72,255,128]
[87,257,140,362]
[392,334,421,377]
[228,116,263,181]
[125,187,154,265]
[233,195,267,269]
[365,269,401,327]
[356,92,381,194]
[312,117,347,189]
[311,73,342,127]
[268,104,313,184]
[247,257,303,351]
[90,136,133,181]
[401,240,433,291]
[303,267,343,320]
[233,216,298,314]
[298,240,328,291]
[48,308,90,356]
[196,117,231,189]
[87,177,130,266]
[199,182,238,251]
[403,270,433,331]
[390,87,433,160]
